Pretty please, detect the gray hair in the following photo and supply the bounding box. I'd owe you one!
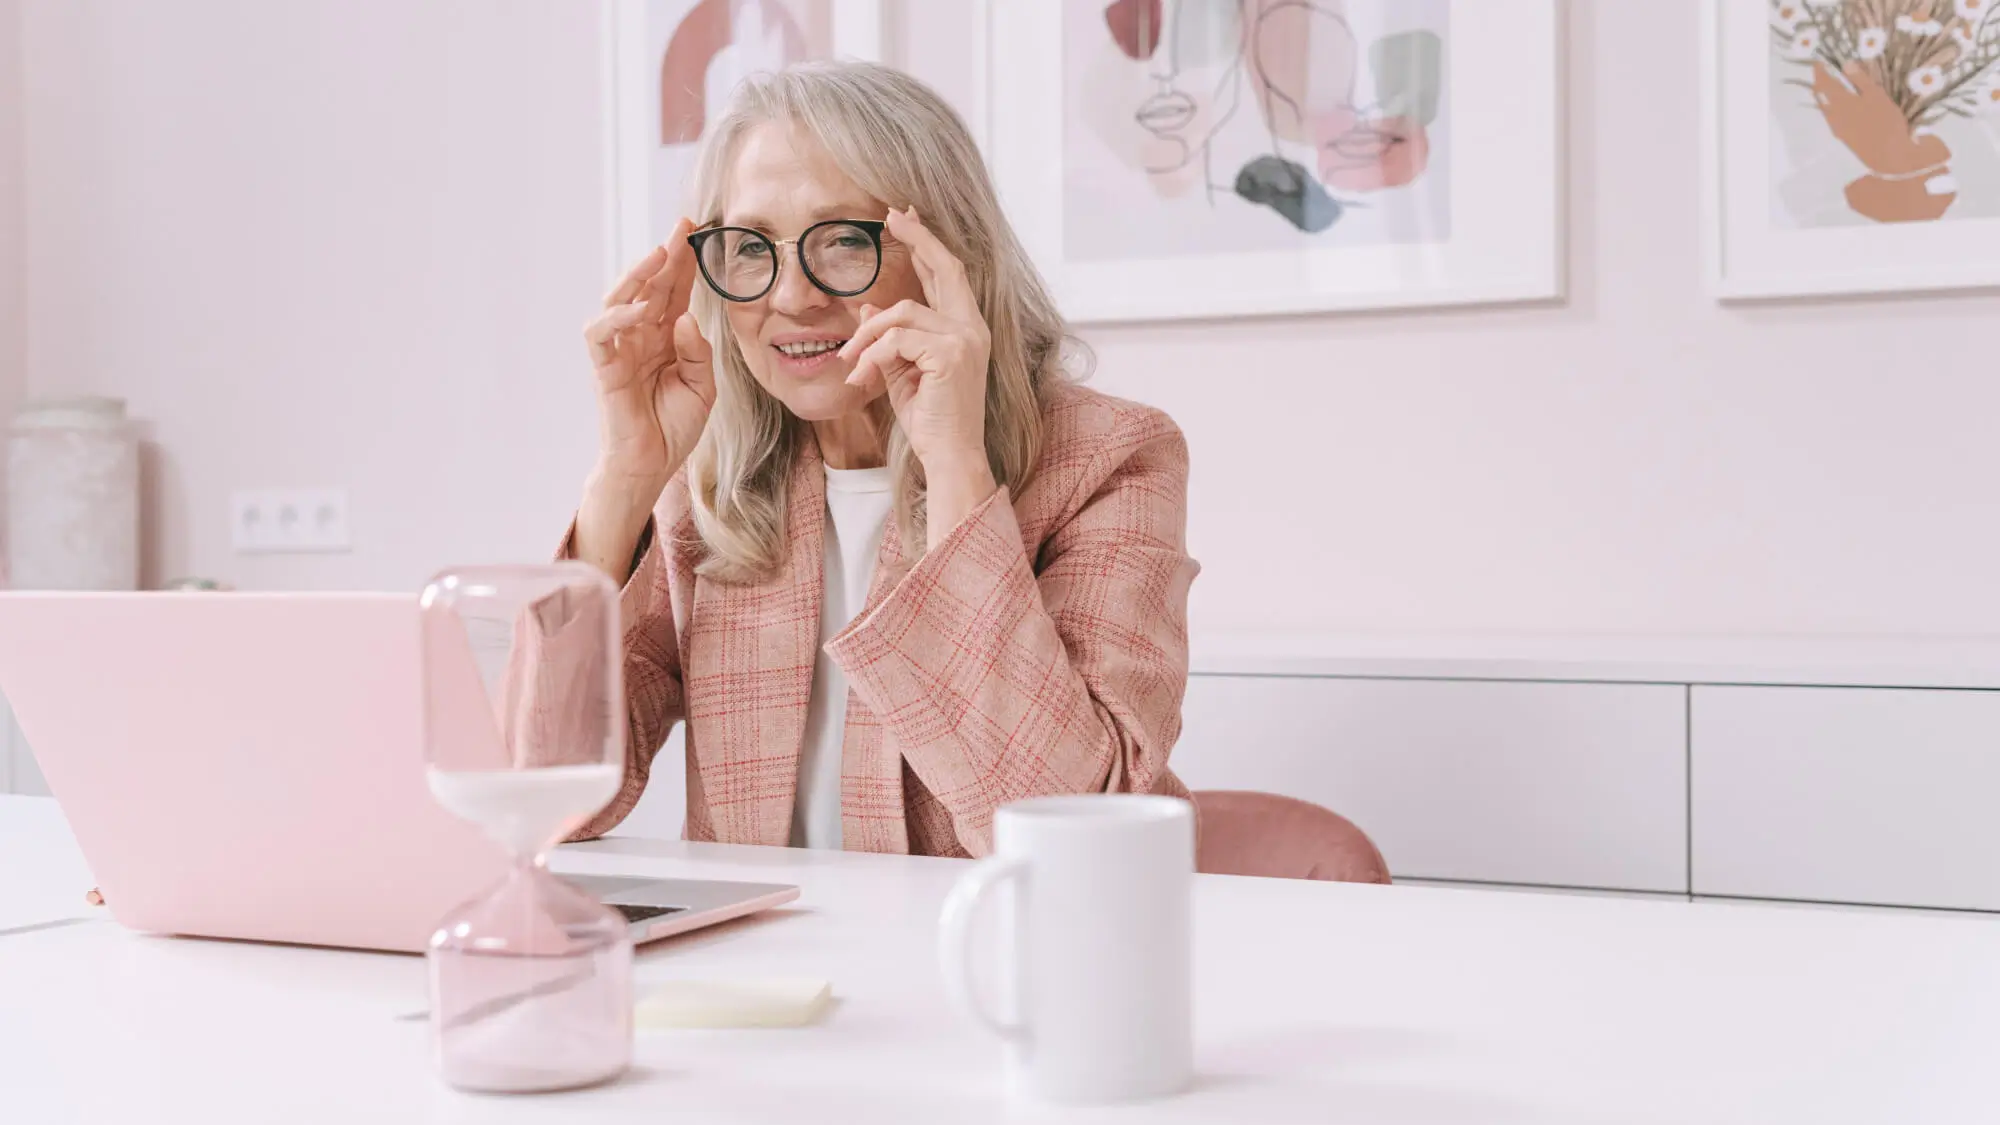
[681,61,1075,582]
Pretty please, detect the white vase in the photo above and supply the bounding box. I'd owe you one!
[6,396,141,591]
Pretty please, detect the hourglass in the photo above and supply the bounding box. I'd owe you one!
[418,563,632,1093]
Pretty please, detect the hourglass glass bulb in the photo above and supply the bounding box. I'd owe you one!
[418,563,633,1093]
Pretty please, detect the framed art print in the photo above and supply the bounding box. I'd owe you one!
[604,0,885,276]
[1705,0,2000,298]
[984,0,1564,324]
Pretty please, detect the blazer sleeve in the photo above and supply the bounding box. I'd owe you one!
[824,412,1198,857]
[543,513,686,841]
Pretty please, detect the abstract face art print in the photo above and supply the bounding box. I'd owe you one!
[1062,0,1450,262]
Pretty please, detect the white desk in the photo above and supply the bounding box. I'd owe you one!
[2,795,1996,1123]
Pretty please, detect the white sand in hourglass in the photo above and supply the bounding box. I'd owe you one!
[427,764,622,858]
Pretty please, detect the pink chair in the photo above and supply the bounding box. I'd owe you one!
[1193,791,1391,884]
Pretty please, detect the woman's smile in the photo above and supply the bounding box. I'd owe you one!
[770,331,851,377]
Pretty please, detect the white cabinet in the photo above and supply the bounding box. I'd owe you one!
[1175,676,1689,892]
[1691,686,2000,911]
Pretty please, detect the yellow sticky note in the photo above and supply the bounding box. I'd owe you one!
[635,978,833,1029]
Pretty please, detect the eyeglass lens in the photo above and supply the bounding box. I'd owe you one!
[698,222,879,301]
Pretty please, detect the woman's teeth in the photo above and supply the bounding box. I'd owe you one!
[777,340,845,358]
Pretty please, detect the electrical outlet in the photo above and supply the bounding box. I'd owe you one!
[231,489,350,554]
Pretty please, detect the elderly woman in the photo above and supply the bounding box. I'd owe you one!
[565,62,1197,857]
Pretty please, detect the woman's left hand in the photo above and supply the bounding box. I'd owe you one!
[840,208,997,542]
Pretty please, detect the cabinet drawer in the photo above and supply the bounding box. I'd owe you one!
[1691,685,2000,910]
[1175,676,1688,891]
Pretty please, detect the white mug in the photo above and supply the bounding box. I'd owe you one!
[938,794,1195,1104]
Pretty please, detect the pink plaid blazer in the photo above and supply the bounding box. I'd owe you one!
[565,382,1198,858]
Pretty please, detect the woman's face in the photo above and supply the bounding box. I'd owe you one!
[716,121,926,422]
[1081,0,1247,189]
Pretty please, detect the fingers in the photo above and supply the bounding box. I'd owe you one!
[604,243,670,308]
[838,299,954,365]
[640,218,698,325]
[1821,61,1861,102]
[846,324,948,391]
[881,360,923,416]
[892,208,953,313]
[584,302,651,367]
[845,347,922,404]
[885,207,980,322]
[602,215,697,322]
[871,343,926,417]
[672,312,716,407]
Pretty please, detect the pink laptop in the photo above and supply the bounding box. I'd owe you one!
[0,591,797,953]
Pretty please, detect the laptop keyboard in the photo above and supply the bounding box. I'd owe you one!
[611,903,687,925]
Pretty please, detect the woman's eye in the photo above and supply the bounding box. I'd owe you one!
[832,235,870,249]
[733,241,771,260]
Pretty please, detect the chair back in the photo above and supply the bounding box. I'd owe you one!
[1193,790,1391,883]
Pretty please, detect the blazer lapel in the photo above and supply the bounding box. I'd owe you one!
[838,506,913,853]
[684,441,824,848]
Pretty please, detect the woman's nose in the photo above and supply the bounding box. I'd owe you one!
[768,245,829,316]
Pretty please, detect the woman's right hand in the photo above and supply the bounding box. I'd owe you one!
[583,218,716,495]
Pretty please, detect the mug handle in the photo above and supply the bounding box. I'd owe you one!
[937,855,1028,1044]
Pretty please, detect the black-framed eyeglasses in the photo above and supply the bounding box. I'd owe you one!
[686,219,886,303]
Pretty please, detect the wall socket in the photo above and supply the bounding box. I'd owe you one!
[231,489,350,553]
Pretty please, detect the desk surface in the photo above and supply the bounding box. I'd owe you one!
[2,794,1996,1124]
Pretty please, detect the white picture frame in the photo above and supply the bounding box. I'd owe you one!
[1703,0,2000,300]
[602,0,885,280]
[983,0,1564,325]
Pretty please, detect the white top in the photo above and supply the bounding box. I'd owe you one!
[790,465,894,850]
[1,794,1995,1123]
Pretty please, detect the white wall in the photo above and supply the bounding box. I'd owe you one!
[19,0,608,590]
[903,1,2000,639]
[0,0,24,549]
[17,0,2000,637]
[0,0,22,790]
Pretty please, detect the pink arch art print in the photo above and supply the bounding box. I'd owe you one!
[622,0,839,260]
[657,0,819,146]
